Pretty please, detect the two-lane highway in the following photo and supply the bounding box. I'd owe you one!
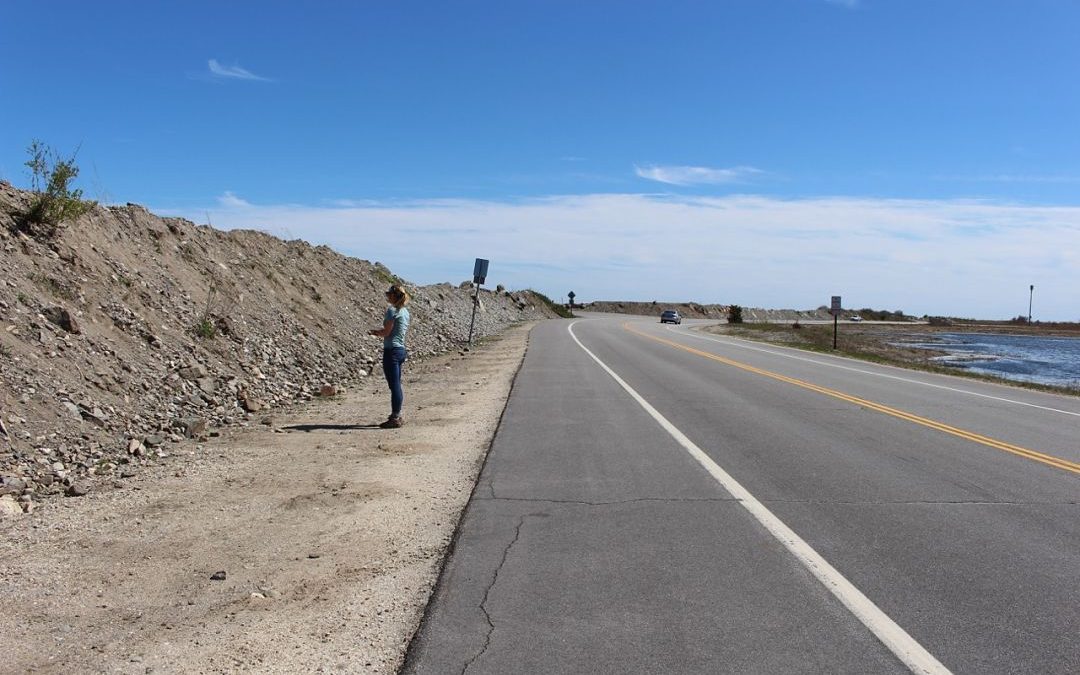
[404,315,1080,674]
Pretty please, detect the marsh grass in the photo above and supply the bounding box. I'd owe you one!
[709,322,1080,396]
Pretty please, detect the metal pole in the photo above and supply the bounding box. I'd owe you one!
[466,283,480,347]
[1028,284,1034,323]
[833,313,838,349]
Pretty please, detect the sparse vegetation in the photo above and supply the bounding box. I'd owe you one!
[20,140,95,237]
[711,322,1080,396]
[194,318,217,339]
[727,304,744,324]
[374,263,403,287]
[0,344,12,359]
[192,277,235,340]
[31,272,77,301]
[853,307,909,321]
[529,290,573,318]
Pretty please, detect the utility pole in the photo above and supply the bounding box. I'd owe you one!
[1028,284,1034,324]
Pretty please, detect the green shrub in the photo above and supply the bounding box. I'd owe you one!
[21,140,95,236]
[528,290,573,318]
[373,263,403,287]
[727,304,744,324]
[194,318,216,339]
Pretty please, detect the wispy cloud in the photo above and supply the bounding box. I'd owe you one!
[933,173,1080,184]
[207,59,272,82]
[635,164,764,186]
[162,192,1080,320]
[218,191,252,207]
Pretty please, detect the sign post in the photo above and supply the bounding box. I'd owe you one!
[568,291,576,316]
[830,295,841,349]
[466,258,489,348]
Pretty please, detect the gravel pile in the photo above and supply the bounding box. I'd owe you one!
[0,181,557,513]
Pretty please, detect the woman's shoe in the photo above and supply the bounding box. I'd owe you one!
[379,416,403,429]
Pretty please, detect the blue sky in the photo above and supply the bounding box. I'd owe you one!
[3,0,1079,320]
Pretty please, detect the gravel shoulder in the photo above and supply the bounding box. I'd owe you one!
[0,322,538,674]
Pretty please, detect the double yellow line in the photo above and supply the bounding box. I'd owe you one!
[624,323,1080,477]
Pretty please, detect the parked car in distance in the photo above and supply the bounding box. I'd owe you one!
[660,310,682,324]
[850,315,863,322]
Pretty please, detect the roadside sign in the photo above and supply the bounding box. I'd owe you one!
[468,258,490,346]
[830,295,841,349]
[472,258,489,285]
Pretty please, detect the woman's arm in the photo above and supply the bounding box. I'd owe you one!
[369,317,396,338]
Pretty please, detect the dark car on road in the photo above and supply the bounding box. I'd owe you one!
[660,310,682,324]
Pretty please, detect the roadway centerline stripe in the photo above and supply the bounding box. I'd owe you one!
[625,322,1080,476]
[568,321,952,675]
[667,324,1080,419]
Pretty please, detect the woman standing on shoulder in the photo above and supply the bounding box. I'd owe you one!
[369,284,411,428]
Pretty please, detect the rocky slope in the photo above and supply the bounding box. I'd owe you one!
[0,182,557,514]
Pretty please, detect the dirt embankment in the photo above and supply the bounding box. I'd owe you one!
[0,181,557,514]
[585,299,728,319]
[0,320,538,674]
[584,300,838,322]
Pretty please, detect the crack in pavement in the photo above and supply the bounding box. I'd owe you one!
[461,512,543,675]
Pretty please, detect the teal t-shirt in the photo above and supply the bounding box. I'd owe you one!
[383,306,410,349]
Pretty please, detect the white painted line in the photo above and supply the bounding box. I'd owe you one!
[568,321,951,675]
[666,324,1080,419]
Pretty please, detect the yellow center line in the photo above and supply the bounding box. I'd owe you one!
[622,322,1080,476]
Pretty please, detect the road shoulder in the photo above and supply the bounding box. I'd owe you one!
[0,322,537,674]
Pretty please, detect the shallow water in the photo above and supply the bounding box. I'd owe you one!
[901,332,1080,389]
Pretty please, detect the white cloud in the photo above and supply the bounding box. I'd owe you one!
[825,0,860,8]
[207,59,272,82]
[217,191,252,208]
[635,164,764,186]
[163,192,1080,321]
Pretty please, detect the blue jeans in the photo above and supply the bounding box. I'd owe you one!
[382,347,408,418]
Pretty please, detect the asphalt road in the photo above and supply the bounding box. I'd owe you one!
[404,315,1080,674]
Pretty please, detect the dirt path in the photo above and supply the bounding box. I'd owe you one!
[0,323,537,674]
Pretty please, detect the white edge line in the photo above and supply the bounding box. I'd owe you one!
[568,321,951,675]
[667,324,1080,419]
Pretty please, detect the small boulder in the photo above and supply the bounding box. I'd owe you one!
[180,418,207,439]
[239,393,265,412]
[42,306,81,334]
[0,476,27,495]
[0,495,22,517]
[319,385,337,397]
[65,482,91,497]
[178,364,208,380]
